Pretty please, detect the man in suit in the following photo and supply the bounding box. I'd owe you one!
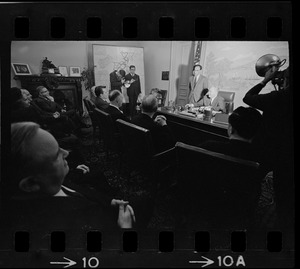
[131,94,176,154]
[4,121,136,231]
[124,65,141,118]
[110,69,125,92]
[105,90,130,124]
[34,86,63,115]
[188,64,209,106]
[92,86,110,110]
[33,86,79,135]
[198,86,225,112]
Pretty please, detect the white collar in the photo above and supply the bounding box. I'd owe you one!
[110,103,123,113]
[54,185,76,197]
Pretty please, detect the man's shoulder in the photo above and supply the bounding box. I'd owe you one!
[106,105,121,114]
[132,114,155,127]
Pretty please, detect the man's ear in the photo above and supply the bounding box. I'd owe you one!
[227,123,233,137]
[19,176,40,192]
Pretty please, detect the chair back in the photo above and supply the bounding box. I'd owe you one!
[83,98,98,129]
[218,91,235,114]
[116,119,155,172]
[175,141,261,228]
[94,108,119,152]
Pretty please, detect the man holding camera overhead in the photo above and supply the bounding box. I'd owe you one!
[243,55,293,240]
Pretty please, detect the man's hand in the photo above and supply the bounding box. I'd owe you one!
[111,199,129,207]
[117,203,136,229]
[53,112,60,118]
[154,115,167,126]
[185,103,194,110]
[76,164,90,174]
[262,66,280,84]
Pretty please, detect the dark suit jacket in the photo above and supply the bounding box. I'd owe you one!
[243,83,292,170]
[105,105,130,123]
[92,96,110,110]
[34,96,63,113]
[124,73,141,99]
[110,71,123,92]
[131,113,176,154]
[4,184,117,233]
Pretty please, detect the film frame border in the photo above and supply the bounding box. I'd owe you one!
[0,1,294,268]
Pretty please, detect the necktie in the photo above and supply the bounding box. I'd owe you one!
[193,76,197,89]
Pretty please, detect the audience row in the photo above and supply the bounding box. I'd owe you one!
[5,62,292,235]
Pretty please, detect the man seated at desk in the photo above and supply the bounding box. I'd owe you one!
[186,87,225,114]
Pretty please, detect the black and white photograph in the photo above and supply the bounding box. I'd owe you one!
[58,66,68,77]
[11,63,31,75]
[0,2,294,268]
[69,66,81,77]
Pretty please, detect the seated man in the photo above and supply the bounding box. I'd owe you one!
[91,86,110,110]
[200,106,263,162]
[4,121,135,231]
[33,85,78,135]
[11,87,40,124]
[131,94,176,154]
[105,90,131,124]
[34,86,63,115]
[199,87,225,112]
[187,87,225,113]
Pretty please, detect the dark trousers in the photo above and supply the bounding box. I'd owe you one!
[128,95,138,118]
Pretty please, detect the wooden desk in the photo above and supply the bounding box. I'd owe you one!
[158,107,229,146]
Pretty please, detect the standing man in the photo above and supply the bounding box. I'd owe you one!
[110,69,125,92]
[124,65,141,118]
[188,64,209,106]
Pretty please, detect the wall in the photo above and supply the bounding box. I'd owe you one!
[140,41,172,94]
[11,41,171,100]
[11,41,87,89]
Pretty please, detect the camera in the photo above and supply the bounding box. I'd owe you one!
[255,54,289,91]
[272,67,289,91]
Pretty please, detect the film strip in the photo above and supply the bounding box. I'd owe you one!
[0,1,294,268]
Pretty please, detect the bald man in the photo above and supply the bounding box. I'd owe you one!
[131,94,176,153]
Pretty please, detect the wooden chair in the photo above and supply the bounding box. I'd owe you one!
[174,141,261,229]
[218,91,235,114]
[116,119,176,192]
[93,108,121,160]
[83,97,99,133]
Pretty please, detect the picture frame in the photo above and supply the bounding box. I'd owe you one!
[11,63,32,75]
[69,66,81,77]
[161,71,169,80]
[58,66,68,76]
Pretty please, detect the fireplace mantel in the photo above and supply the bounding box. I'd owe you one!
[15,75,83,115]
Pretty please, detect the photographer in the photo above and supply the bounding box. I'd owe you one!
[243,59,293,239]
